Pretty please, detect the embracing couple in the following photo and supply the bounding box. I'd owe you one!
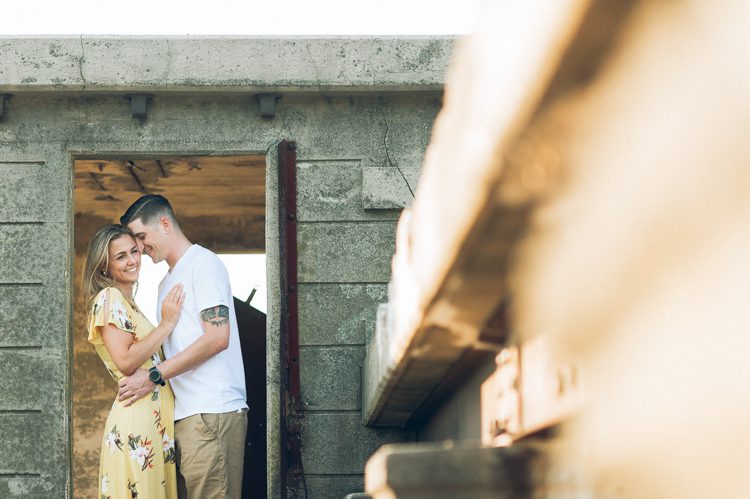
[83,194,248,499]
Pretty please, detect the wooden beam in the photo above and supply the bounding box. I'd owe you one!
[363,0,622,428]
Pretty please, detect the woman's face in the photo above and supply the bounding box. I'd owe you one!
[106,235,141,286]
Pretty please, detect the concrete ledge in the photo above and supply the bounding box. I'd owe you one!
[365,441,585,498]
[0,37,456,93]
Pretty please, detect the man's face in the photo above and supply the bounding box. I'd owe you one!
[127,218,166,264]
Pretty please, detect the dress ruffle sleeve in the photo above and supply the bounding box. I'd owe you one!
[87,287,137,345]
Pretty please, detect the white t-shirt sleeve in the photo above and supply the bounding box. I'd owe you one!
[192,254,232,313]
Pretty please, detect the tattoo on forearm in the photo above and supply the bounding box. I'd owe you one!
[201,305,230,327]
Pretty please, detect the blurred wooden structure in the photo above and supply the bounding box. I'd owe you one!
[363,0,750,496]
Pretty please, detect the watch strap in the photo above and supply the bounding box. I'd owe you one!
[148,366,166,386]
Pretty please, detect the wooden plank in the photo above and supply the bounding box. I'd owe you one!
[75,156,266,220]
[363,0,600,427]
[366,441,584,498]
[74,155,266,253]
[480,338,582,446]
[360,0,750,496]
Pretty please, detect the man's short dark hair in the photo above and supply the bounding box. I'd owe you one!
[120,194,178,227]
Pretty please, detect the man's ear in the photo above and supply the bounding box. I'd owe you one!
[160,216,171,233]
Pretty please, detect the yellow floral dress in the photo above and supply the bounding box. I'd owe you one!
[87,287,177,499]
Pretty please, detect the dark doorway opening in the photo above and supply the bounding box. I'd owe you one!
[235,297,267,499]
[73,154,267,499]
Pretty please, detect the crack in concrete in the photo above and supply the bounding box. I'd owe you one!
[379,105,415,198]
[78,36,87,92]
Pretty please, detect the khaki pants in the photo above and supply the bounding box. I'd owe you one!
[175,409,248,499]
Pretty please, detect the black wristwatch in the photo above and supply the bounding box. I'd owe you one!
[148,366,166,386]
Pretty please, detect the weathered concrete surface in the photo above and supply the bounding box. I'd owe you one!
[0,162,67,222]
[0,474,57,499]
[0,37,456,93]
[0,285,66,347]
[265,151,282,499]
[300,346,364,411]
[306,476,366,499]
[0,350,65,409]
[0,413,47,469]
[0,140,72,498]
[0,348,69,499]
[301,413,414,475]
[297,160,402,222]
[362,166,419,209]
[0,224,66,282]
[298,222,397,283]
[299,283,387,345]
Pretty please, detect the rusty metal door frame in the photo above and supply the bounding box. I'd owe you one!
[277,140,305,498]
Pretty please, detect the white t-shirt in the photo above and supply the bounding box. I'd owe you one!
[157,244,248,420]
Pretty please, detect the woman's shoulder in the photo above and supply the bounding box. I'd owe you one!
[103,286,125,297]
[93,286,122,300]
[92,287,128,310]
[88,287,137,335]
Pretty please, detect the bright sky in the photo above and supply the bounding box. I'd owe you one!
[3,0,483,35]
[135,254,268,324]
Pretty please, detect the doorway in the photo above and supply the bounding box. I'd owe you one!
[72,155,267,499]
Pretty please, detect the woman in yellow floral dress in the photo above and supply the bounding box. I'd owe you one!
[83,224,185,499]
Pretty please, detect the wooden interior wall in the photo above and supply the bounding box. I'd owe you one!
[72,155,265,499]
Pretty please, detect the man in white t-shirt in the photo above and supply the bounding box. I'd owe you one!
[117,194,248,499]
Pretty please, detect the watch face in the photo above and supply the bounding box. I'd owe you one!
[149,369,160,382]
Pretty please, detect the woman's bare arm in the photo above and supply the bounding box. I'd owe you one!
[101,284,184,376]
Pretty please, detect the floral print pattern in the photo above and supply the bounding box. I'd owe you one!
[88,287,177,498]
[101,474,110,496]
[153,410,177,464]
[104,425,124,454]
[151,351,162,365]
[110,298,135,332]
[128,434,155,472]
[162,432,176,464]
[93,291,106,320]
[127,479,139,498]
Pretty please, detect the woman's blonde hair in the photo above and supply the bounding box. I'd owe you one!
[83,224,139,313]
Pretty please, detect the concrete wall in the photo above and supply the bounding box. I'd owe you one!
[416,357,495,444]
[0,90,439,498]
[0,159,69,498]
